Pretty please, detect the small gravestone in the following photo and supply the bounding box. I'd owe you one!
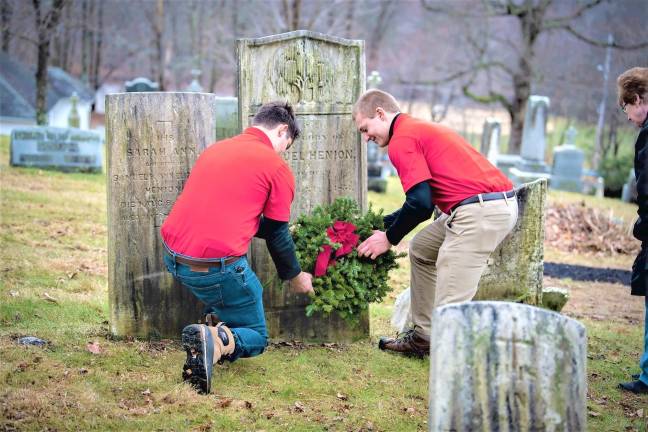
[68,92,80,128]
[10,126,102,172]
[215,96,239,141]
[367,70,382,89]
[125,77,159,92]
[480,118,501,166]
[185,69,204,93]
[106,92,216,338]
[476,179,546,305]
[622,169,637,203]
[429,301,587,431]
[238,30,367,342]
[551,126,584,192]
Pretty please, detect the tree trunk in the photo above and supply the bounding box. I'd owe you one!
[33,0,66,125]
[81,0,89,82]
[1,0,13,53]
[153,0,165,91]
[91,0,103,91]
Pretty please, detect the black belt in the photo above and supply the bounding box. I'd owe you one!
[451,190,516,213]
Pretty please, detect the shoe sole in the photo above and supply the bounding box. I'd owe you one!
[181,325,210,394]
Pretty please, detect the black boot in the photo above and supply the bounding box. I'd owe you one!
[619,380,648,394]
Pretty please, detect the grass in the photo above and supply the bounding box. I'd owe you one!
[1,135,647,431]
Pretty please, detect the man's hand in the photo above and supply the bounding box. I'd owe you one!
[357,230,391,260]
[289,271,314,295]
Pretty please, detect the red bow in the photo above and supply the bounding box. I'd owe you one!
[314,221,360,277]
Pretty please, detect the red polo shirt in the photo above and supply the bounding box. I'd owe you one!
[388,114,512,214]
[161,128,295,258]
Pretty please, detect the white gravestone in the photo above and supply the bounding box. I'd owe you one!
[429,301,587,432]
[10,126,102,172]
[521,95,550,163]
[551,126,585,193]
[480,118,501,166]
[215,96,239,142]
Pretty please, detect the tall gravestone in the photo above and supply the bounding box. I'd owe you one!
[429,302,587,431]
[551,126,585,192]
[106,92,216,338]
[215,96,239,141]
[480,118,501,166]
[238,30,367,342]
[509,96,552,185]
[125,77,159,92]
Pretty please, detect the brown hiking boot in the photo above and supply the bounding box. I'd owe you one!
[378,328,429,358]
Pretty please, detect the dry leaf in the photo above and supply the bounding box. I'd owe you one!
[215,398,232,408]
[9,290,18,297]
[588,410,600,417]
[336,392,348,401]
[86,341,102,355]
[43,292,59,303]
[232,400,253,410]
[141,389,151,396]
[293,401,305,412]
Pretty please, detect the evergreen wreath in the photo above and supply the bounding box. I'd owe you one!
[291,197,404,324]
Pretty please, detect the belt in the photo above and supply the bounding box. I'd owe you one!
[451,190,516,213]
[166,250,244,269]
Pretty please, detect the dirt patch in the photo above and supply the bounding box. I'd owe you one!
[548,276,645,324]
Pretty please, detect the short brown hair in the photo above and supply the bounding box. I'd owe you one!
[252,101,300,140]
[353,89,400,119]
[617,67,648,107]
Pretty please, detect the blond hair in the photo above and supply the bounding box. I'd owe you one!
[353,89,400,119]
[617,67,648,107]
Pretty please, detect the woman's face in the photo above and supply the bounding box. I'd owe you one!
[623,94,648,128]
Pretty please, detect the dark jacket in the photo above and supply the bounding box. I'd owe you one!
[631,117,648,296]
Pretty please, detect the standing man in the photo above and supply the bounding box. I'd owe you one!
[161,101,314,394]
[617,67,648,394]
[354,90,518,357]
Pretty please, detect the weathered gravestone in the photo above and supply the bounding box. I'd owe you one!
[10,126,102,172]
[238,30,367,342]
[68,92,80,128]
[476,178,546,305]
[106,92,216,338]
[551,126,584,193]
[622,168,637,203]
[509,96,552,185]
[125,77,159,92]
[480,118,501,166]
[429,301,587,431]
[215,96,239,141]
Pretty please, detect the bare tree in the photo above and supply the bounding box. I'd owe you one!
[1,0,12,52]
[32,0,66,125]
[418,0,648,154]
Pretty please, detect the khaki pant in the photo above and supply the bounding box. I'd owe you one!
[409,196,518,339]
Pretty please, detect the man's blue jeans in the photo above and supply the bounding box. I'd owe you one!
[163,253,268,361]
[641,296,648,385]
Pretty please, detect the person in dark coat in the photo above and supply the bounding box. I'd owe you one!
[617,67,648,394]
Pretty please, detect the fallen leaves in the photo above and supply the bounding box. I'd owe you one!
[42,292,59,304]
[545,202,640,256]
[86,341,102,355]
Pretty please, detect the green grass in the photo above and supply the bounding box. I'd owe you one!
[1,135,647,431]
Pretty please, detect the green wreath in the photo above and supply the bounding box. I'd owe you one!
[291,197,404,324]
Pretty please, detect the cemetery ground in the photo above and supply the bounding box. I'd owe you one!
[0,137,646,432]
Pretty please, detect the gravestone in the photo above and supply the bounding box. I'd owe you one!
[238,30,367,342]
[428,302,587,431]
[68,92,80,128]
[520,95,550,163]
[622,169,637,203]
[509,96,552,185]
[215,96,239,141]
[551,126,585,192]
[480,118,501,166]
[367,70,382,89]
[476,179,546,305]
[106,92,216,338]
[185,69,204,92]
[125,77,159,92]
[10,126,102,172]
